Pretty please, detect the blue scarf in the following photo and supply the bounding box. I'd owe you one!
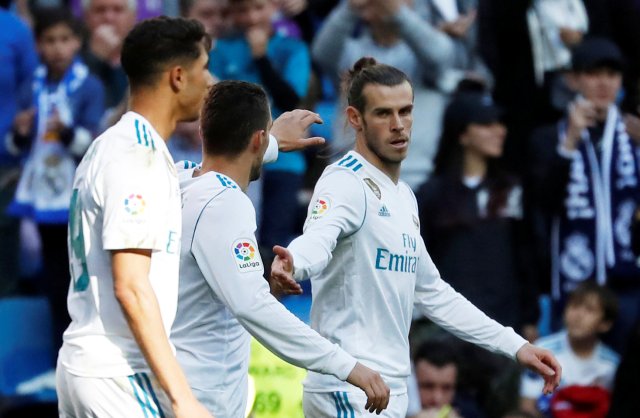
[552,106,640,300]
[9,58,88,224]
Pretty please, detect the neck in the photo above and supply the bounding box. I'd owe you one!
[370,23,399,47]
[129,88,181,141]
[463,151,487,179]
[354,140,401,184]
[568,335,599,358]
[595,105,610,123]
[197,153,252,191]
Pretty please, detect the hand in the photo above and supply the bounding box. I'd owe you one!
[370,0,403,18]
[346,362,390,414]
[271,109,325,152]
[516,343,562,395]
[246,26,269,58]
[624,111,640,145]
[46,109,67,134]
[565,98,597,150]
[277,0,307,17]
[559,27,584,47]
[90,24,122,61]
[14,108,36,137]
[438,10,476,38]
[173,396,214,418]
[270,245,303,295]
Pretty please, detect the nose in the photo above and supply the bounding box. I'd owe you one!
[390,113,404,132]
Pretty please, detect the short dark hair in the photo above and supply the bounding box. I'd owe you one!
[567,282,619,323]
[343,57,411,113]
[33,7,83,39]
[121,16,211,89]
[414,340,458,368]
[200,80,270,156]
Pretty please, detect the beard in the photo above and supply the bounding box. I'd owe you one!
[363,128,409,165]
[249,161,262,182]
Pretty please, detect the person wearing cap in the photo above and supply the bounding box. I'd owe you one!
[415,92,540,344]
[528,36,640,353]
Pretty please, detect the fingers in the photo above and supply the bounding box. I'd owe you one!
[272,245,293,269]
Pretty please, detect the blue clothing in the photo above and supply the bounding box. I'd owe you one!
[9,58,105,224]
[0,10,38,167]
[209,32,311,174]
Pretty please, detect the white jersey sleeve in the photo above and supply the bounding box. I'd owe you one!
[288,168,366,280]
[264,134,279,164]
[190,190,357,381]
[413,237,527,359]
[99,147,171,251]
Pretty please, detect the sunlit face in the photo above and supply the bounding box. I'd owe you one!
[564,294,610,340]
[85,0,136,38]
[228,0,274,33]
[179,45,215,122]
[38,23,82,77]
[415,360,457,410]
[575,68,622,112]
[187,0,228,37]
[460,122,507,159]
[352,81,414,168]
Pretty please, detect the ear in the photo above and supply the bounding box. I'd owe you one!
[249,129,265,154]
[168,66,186,93]
[346,106,364,131]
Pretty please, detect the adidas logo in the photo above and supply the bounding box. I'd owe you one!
[378,204,391,217]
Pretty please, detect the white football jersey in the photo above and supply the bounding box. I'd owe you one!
[171,165,357,418]
[58,112,182,378]
[288,151,527,395]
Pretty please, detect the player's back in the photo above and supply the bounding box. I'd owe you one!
[60,112,182,378]
[172,164,254,417]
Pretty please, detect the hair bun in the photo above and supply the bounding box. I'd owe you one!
[350,57,378,77]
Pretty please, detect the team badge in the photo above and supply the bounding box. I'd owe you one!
[124,194,145,215]
[560,234,594,283]
[310,197,330,220]
[363,178,381,199]
[232,239,262,272]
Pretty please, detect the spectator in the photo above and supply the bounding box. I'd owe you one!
[311,0,455,189]
[210,0,312,251]
[179,0,229,38]
[0,3,38,295]
[407,339,484,418]
[520,282,619,418]
[417,0,494,93]
[526,0,589,119]
[7,8,104,354]
[81,0,135,112]
[528,37,640,352]
[416,92,539,336]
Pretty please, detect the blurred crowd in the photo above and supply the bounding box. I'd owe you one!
[1,0,640,417]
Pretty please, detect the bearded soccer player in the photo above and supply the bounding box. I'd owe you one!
[271,58,563,417]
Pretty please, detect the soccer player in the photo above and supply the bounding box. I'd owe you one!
[171,80,390,418]
[56,17,215,418]
[270,57,563,417]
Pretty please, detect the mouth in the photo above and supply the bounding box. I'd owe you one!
[390,138,409,150]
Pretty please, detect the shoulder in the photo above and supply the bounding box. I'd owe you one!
[98,118,162,165]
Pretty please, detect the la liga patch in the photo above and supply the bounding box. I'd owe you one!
[232,238,262,272]
[310,197,330,221]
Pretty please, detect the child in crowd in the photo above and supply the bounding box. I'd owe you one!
[7,8,104,355]
[519,282,620,417]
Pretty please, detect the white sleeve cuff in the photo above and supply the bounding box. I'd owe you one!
[264,134,279,164]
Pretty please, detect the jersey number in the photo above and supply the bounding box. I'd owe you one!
[69,189,89,291]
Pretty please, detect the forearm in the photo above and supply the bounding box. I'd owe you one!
[311,2,357,78]
[288,226,338,280]
[416,278,527,358]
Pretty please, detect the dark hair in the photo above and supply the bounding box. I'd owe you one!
[121,16,211,89]
[33,7,83,39]
[567,282,619,323]
[429,95,513,227]
[343,57,411,113]
[414,340,458,368]
[200,80,270,156]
